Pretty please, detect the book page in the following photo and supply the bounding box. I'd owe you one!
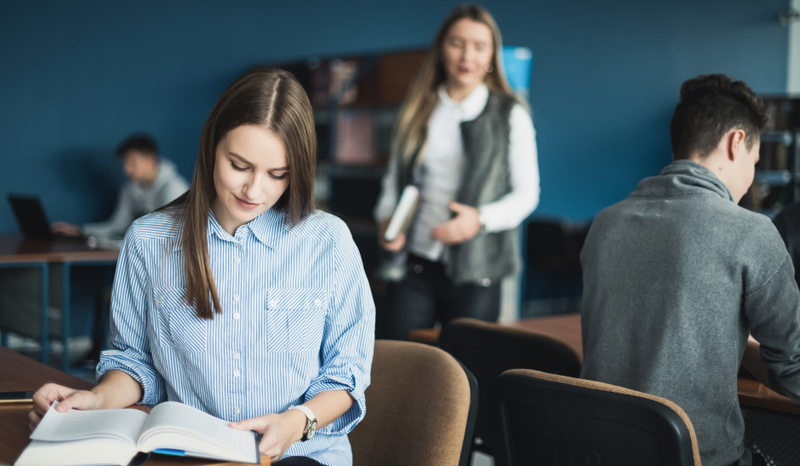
[138,401,256,459]
[14,438,140,466]
[30,402,148,445]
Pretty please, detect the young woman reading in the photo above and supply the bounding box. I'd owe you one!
[29,68,375,466]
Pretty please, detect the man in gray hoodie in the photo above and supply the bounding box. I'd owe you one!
[580,74,800,466]
[51,134,188,238]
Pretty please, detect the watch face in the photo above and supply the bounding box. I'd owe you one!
[306,419,318,440]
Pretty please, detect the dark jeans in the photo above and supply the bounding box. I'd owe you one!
[274,457,324,465]
[378,254,501,340]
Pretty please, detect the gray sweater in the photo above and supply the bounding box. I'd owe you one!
[580,160,800,466]
[83,159,188,237]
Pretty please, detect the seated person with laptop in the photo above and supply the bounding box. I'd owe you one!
[580,74,800,466]
[52,134,188,238]
[1,135,188,362]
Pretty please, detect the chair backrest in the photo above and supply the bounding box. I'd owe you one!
[526,219,588,270]
[489,369,701,466]
[350,339,478,466]
[438,318,581,455]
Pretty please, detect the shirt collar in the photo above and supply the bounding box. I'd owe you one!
[437,83,489,119]
[208,208,286,249]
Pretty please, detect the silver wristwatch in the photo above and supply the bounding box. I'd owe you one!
[478,211,487,233]
[288,405,318,441]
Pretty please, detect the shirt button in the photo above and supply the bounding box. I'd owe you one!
[155,298,161,306]
[234,370,240,377]
[233,352,240,359]
[234,313,240,320]
[314,299,322,306]
[269,300,277,307]
[235,257,241,264]
[481,278,491,287]
[234,294,240,302]
[234,407,240,415]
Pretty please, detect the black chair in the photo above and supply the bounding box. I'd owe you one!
[525,220,588,314]
[489,369,701,466]
[438,318,581,457]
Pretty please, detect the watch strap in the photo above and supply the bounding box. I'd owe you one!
[288,404,317,422]
[288,405,317,441]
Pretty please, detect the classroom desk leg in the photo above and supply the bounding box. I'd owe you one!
[0,262,49,362]
[92,265,114,355]
[59,261,116,373]
[61,263,70,373]
[40,263,49,365]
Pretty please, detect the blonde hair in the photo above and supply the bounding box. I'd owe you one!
[394,4,514,162]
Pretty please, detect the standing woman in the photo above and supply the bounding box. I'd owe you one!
[29,68,375,466]
[374,4,540,340]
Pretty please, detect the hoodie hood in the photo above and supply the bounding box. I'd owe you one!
[632,159,734,203]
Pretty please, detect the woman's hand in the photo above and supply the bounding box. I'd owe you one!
[378,219,406,252]
[431,202,481,245]
[29,383,103,432]
[230,410,307,462]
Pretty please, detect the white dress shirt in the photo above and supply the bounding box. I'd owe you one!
[374,83,540,261]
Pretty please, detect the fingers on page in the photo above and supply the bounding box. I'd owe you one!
[57,392,83,412]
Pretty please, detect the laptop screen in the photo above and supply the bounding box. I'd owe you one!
[7,194,54,240]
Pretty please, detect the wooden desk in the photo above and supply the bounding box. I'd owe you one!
[0,234,119,370]
[0,235,119,264]
[0,347,268,465]
[410,313,800,416]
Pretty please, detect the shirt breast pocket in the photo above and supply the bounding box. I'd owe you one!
[155,287,208,354]
[267,288,328,353]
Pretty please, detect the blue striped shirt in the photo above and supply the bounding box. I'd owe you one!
[97,206,375,465]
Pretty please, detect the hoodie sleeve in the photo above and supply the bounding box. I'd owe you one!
[153,161,189,209]
[83,186,136,237]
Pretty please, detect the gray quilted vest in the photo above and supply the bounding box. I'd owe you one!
[396,92,521,284]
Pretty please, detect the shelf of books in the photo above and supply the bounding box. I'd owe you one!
[273,50,427,225]
[263,49,426,289]
[741,97,800,219]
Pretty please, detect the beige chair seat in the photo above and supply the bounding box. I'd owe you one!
[349,340,478,466]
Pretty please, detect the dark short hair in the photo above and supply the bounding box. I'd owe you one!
[670,74,768,160]
[116,134,158,158]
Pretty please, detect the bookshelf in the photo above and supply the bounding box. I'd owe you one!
[268,49,427,287]
[741,96,800,218]
[274,50,427,225]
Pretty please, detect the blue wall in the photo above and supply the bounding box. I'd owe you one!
[0,0,789,231]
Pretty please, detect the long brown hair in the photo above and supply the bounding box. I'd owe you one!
[169,67,316,319]
[394,4,514,162]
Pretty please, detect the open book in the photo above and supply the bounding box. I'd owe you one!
[15,401,259,466]
[384,185,420,243]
